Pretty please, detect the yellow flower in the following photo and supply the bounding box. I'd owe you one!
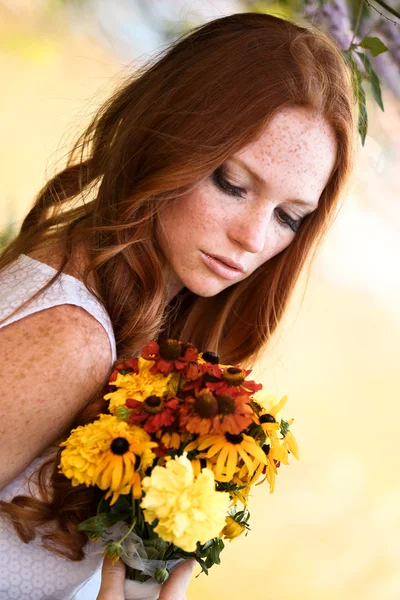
[238,436,286,493]
[190,455,215,477]
[103,542,123,565]
[104,357,175,414]
[281,418,299,460]
[252,389,287,418]
[220,516,246,542]
[228,476,251,506]
[185,432,268,483]
[160,431,182,450]
[240,454,278,493]
[252,392,299,463]
[59,414,157,505]
[140,454,230,552]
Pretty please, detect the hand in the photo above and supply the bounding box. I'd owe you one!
[159,558,196,600]
[97,556,126,600]
[96,556,196,600]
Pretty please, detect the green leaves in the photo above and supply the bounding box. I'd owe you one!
[280,418,291,437]
[356,51,384,112]
[78,494,133,535]
[230,507,251,529]
[195,537,225,574]
[77,512,124,535]
[358,36,388,57]
[342,37,387,146]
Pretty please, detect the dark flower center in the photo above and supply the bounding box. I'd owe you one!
[110,437,130,455]
[159,339,181,360]
[263,444,271,456]
[144,395,165,413]
[195,393,219,418]
[222,367,246,386]
[259,414,276,424]
[225,432,244,444]
[216,394,236,415]
[202,351,220,364]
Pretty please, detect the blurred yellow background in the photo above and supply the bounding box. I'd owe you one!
[1,2,400,599]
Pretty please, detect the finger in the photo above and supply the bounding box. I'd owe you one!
[97,556,126,600]
[159,559,196,600]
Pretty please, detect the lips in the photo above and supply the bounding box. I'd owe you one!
[207,254,244,272]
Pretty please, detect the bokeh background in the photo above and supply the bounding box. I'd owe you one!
[1,1,399,599]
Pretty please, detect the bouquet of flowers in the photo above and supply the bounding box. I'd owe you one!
[59,339,299,600]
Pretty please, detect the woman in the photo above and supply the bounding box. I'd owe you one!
[0,11,355,600]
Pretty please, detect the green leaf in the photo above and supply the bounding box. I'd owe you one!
[194,556,209,576]
[77,512,122,534]
[357,83,368,146]
[110,494,133,514]
[359,36,388,57]
[343,51,369,145]
[200,540,214,552]
[369,69,384,112]
[280,419,291,437]
[355,52,384,112]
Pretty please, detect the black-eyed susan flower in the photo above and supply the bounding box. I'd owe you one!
[185,432,268,483]
[251,392,299,463]
[199,351,220,365]
[252,391,288,424]
[190,454,216,477]
[59,414,157,505]
[140,454,230,552]
[279,418,299,460]
[239,426,297,493]
[103,357,177,414]
[238,440,280,493]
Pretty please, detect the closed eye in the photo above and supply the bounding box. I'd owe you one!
[275,209,301,233]
[212,164,303,233]
[211,166,246,199]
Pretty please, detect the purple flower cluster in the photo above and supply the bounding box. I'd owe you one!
[303,0,353,51]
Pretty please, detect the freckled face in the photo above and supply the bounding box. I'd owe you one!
[156,106,338,298]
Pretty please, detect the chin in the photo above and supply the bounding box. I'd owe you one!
[182,276,233,298]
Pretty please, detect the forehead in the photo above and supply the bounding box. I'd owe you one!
[235,106,337,198]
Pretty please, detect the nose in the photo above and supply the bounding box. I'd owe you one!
[227,204,273,254]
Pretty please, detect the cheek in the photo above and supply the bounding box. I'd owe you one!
[256,230,294,269]
[162,186,223,239]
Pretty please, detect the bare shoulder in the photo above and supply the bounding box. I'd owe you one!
[0,304,113,490]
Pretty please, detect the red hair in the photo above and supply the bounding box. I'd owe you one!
[0,12,356,560]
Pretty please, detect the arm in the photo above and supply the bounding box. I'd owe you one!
[0,303,112,491]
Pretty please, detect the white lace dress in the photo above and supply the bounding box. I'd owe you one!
[0,255,117,600]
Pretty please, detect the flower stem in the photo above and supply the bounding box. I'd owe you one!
[117,517,137,545]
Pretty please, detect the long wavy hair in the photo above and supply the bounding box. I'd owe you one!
[0,12,355,560]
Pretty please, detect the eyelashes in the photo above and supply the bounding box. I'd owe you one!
[211,166,246,199]
[211,165,302,233]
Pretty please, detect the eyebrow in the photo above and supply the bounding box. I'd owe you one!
[229,157,319,211]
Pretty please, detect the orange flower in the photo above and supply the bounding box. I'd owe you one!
[141,339,200,379]
[181,390,253,435]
